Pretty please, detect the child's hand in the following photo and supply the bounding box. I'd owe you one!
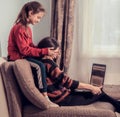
[48,47,55,56]
[48,47,60,59]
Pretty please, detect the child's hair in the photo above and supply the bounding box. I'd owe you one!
[15,1,45,26]
[38,37,59,50]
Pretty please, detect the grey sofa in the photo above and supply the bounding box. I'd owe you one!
[0,57,120,117]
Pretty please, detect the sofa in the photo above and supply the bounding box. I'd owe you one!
[0,57,120,117]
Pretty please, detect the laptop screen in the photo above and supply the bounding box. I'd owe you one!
[90,63,106,87]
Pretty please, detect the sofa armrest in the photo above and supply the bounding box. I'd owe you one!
[103,85,120,100]
[0,57,9,117]
[1,61,23,117]
[0,71,9,117]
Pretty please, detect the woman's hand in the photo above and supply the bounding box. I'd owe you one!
[90,85,102,95]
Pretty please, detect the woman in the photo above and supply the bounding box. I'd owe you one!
[37,36,120,113]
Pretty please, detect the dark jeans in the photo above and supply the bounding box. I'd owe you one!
[25,57,47,93]
[58,91,120,112]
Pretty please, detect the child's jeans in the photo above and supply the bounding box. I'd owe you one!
[25,57,47,93]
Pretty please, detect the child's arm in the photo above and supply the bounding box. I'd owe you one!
[14,27,50,57]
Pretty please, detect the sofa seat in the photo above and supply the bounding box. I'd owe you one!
[23,103,116,117]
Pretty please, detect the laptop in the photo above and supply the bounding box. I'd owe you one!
[75,63,106,92]
[90,63,106,87]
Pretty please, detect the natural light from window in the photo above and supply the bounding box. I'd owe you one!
[76,0,120,57]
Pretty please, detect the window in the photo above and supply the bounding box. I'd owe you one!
[69,0,120,84]
[76,0,120,57]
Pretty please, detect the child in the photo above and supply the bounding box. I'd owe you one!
[37,36,120,113]
[7,1,58,107]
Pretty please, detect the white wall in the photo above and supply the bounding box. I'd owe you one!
[0,0,51,57]
[33,0,51,44]
[0,0,25,57]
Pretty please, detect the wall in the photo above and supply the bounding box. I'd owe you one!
[0,0,51,57]
[33,0,51,44]
[68,0,120,85]
[0,0,24,57]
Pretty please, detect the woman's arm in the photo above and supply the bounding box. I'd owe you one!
[43,59,79,90]
[77,82,102,95]
[43,59,102,95]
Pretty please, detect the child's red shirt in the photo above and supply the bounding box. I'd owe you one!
[8,23,48,60]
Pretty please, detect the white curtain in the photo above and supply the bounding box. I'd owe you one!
[68,0,120,85]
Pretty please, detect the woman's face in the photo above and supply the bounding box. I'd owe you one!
[28,11,44,25]
[53,47,60,59]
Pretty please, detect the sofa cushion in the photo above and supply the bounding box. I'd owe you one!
[23,104,116,117]
[13,59,50,110]
[103,85,120,100]
[90,101,115,111]
[0,62,22,117]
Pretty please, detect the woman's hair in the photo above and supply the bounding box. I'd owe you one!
[38,37,59,50]
[15,1,45,26]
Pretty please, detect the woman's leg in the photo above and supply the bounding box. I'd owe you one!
[58,91,104,106]
[58,91,120,112]
[98,91,120,112]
